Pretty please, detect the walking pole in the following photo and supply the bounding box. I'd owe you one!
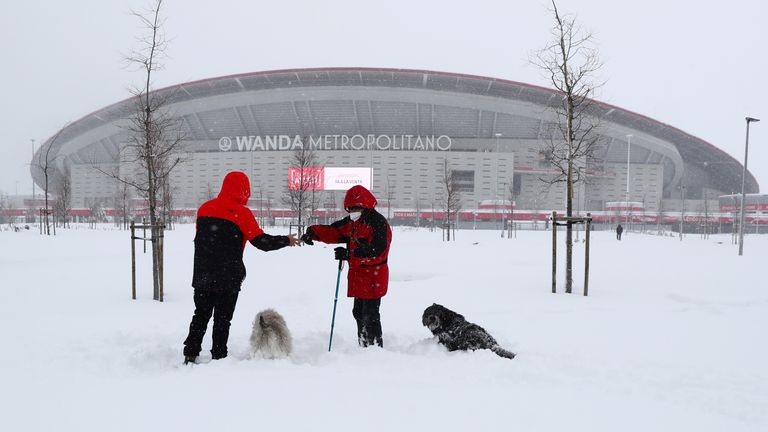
[328,258,344,352]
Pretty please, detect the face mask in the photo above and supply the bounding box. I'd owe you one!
[349,211,362,221]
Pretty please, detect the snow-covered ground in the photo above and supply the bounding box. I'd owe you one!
[1,225,767,431]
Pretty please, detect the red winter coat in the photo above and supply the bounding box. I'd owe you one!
[308,186,392,299]
[192,171,289,290]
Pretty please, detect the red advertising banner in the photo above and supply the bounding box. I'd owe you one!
[288,168,324,190]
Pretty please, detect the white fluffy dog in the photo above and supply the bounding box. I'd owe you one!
[250,309,292,359]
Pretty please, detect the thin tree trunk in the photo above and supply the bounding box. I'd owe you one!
[146,100,161,301]
[146,3,162,301]
[533,1,602,293]
[565,92,575,294]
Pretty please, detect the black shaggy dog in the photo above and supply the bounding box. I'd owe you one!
[422,303,515,359]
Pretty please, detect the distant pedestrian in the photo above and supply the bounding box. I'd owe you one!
[616,224,624,240]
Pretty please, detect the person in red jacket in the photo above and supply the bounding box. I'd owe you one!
[302,185,392,348]
[183,171,300,364]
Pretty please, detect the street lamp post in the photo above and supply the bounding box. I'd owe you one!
[738,117,760,256]
[31,138,36,201]
[679,164,686,241]
[625,134,632,228]
[494,133,502,230]
[680,164,685,241]
[679,183,685,241]
[731,195,738,244]
[501,181,508,237]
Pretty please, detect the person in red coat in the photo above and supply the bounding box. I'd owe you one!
[302,185,392,347]
[183,171,300,364]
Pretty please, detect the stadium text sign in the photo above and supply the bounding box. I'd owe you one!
[218,134,451,152]
[288,167,371,191]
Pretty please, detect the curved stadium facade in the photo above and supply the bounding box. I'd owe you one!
[30,67,761,225]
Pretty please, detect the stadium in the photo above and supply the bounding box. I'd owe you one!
[28,67,764,229]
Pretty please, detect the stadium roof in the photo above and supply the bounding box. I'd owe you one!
[31,67,758,196]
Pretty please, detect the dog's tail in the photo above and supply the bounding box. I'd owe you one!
[491,345,516,359]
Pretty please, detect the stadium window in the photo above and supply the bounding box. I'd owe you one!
[453,170,475,192]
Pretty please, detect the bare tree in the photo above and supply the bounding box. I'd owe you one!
[253,181,273,227]
[506,178,517,237]
[34,127,68,235]
[282,139,320,232]
[414,196,422,227]
[112,178,132,229]
[113,184,123,228]
[656,198,664,235]
[430,200,436,229]
[255,182,265,227]
[91,0,185,300]
[54,165,72,228]
[159,176,177,230]
[532,0,603,293]
[264,190,273,226]
[438,157,462,240]
[0,191,11,228]
[385,176,396,220]
[702,191,711,239]
[309,178,322,226]
[86,198,107,228]
[204,182,215,202]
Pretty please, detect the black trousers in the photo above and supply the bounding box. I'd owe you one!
[183,288,240,358]
[352,298,383,347]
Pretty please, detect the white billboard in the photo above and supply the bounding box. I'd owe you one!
[323,167,371,190]
[287,167,371,191]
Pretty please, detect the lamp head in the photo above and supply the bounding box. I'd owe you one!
[746,117,760,123]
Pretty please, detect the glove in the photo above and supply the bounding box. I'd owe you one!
[301,229,314,245]
[334,246,349,261]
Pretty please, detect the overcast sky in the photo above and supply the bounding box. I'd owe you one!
[1,0,766,196]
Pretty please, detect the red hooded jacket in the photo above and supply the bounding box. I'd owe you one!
[308,185,392,299]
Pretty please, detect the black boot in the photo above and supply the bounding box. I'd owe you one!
[184,355,197,365]
[353,298,383,348]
